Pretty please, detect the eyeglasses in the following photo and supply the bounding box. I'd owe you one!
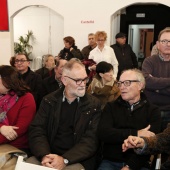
[159,39,170,45]
[64,76,89,85]
[116,80,140,87]
[97,39,105,42]
[15,59,28,64]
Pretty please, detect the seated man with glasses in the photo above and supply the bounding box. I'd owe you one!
[28,58,101,170]
[14,53,43,109]
[98,69,161,170]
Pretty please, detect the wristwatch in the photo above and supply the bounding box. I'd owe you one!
[63,158,69,165]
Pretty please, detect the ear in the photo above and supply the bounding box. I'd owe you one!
[61,76,67,86]
[156,41,159,50]
[138,82,144,91]
[99,73,103,78]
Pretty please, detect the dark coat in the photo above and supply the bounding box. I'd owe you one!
[29,88,101,170]
[111,43,138,79]
[81,45,94,59]
[59,46,83,60]
[42,74,61,97]
[19,67,43,108]
[98,93,161,170]
[35,67,55,79]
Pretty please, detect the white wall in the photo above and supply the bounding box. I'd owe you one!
[13,6,64,59]
[0,0,170,65]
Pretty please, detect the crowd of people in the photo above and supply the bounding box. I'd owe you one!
[1,28,170,170]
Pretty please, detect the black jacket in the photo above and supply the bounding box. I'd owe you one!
[35,67,55,79]
[19,67,43,108]
[98,93,161,170]
[42,74,61,97]
[111,43,138,79]
[29,88,101,170]
[59,46,83,60]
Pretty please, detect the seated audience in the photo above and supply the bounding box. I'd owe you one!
[87,61,120,109]
[81,33,97,59]
[122,124,170,170]
[35,54,55,79]
[14,53,42,108]
[28,58,101,170]
[0,65,36,155]
[42,59,67,96]
[57,36,83,60]
[98,69,161,170]
[9,56,16,67]
[89,31,118,80]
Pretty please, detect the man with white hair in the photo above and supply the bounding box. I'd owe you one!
[29,58,101,170]
[98,69,161,170]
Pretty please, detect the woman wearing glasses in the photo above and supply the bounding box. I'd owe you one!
[87,61,120,109]
[88,31,118,80]
[0,65,36,155]
[97,69,161,170]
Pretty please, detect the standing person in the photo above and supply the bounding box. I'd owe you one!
[142,27,170,131]
[0,65,36,154]
[89,31,118,80]
[42,59,67,96]
[111,32,138,80]
[14,53,43,109]
[81,33,97,59]
[35,54,55,79]
[57,36,83,60]
[98,69,161,170]
[28,58,101,170]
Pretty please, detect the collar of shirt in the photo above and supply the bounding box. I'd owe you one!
[62,90,80,104]
[96,45,106,52]
[159,54,170,61]
[159,54,165,61]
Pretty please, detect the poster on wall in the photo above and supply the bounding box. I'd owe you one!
[0,0,9,31]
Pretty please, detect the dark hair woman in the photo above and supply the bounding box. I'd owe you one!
[87,61,120,109]
[0,65,36,155]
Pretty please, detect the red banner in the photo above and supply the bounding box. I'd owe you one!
[0,0,9,31]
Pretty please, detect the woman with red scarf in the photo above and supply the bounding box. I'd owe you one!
[0,65,36,155]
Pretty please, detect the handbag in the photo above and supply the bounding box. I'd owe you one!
[0,144,27,170]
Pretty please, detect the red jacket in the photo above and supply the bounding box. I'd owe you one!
[0,93,36,149]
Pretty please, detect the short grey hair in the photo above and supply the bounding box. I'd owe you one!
[62,58,85,76]
[42,54,54,67]
[121,69,145,89]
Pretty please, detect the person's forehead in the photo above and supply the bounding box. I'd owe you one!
[160,32,170,39]
[88,35,94,38]
[69,65,86,76]
[16,55,27,59]
[120,71,135,80]
[59,60,67,66]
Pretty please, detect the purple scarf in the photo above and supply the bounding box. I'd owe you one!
[0,92,18,124]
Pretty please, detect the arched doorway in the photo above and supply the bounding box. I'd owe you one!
[111,3,170,67]
[11,5,64,70]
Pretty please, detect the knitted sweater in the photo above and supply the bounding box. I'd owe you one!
[142,55,170,110]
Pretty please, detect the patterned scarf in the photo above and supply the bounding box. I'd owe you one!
[0,92,18,124]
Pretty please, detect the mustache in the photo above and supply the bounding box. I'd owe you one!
[78,87,86,90]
